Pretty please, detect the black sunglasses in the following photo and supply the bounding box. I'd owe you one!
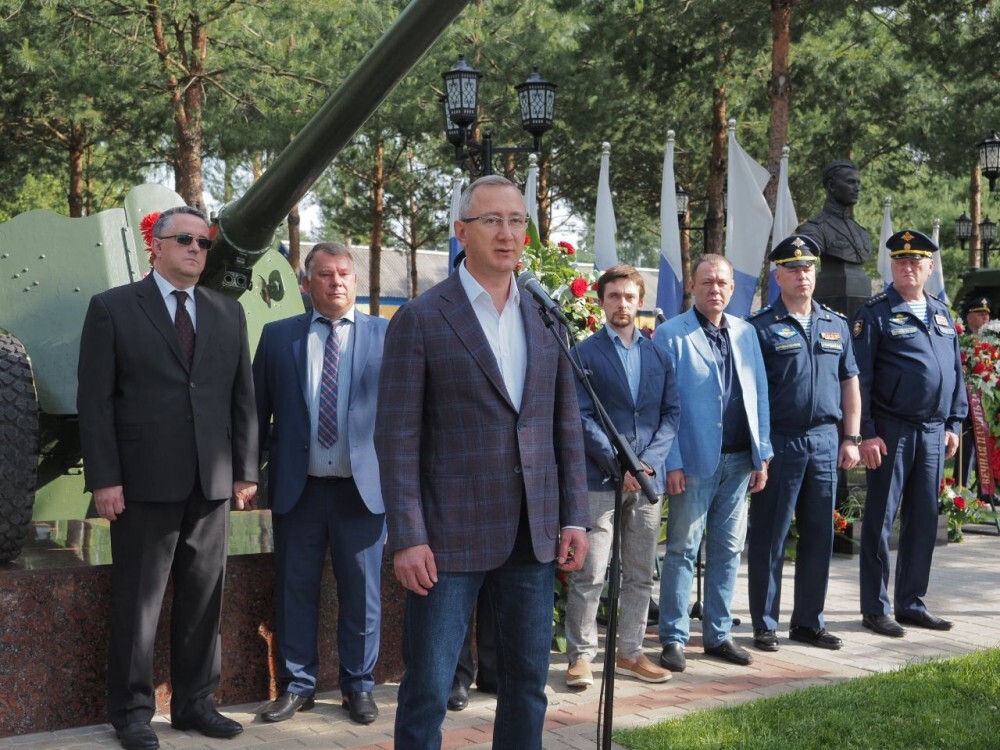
[156,233,212,250]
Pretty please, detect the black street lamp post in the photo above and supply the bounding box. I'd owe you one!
[980,216,996,267]
[979,132,1000,192]
[441,57,556,178]
[956,213,973,250]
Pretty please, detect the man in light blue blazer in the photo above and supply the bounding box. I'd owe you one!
[253,243,387,726]
[653,254,772,672]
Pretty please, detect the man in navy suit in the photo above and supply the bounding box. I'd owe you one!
[564,264,679,688]
[654,254,772,672]
[253,243,387,725]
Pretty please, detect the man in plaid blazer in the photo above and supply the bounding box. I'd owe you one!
[375,175,590,750]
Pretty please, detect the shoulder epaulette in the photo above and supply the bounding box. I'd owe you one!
[747,305,771,320]
[865,292,888,307]
[819,302,847,319]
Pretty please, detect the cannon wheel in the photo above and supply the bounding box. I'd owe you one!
[0,333,38,563]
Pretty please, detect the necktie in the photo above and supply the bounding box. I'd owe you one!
[317,318,343,448]
[172,290,195,366]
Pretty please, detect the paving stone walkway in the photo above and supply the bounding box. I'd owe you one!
[4,528,997,750]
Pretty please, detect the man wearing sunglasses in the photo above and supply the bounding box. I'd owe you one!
[78,205,258,750]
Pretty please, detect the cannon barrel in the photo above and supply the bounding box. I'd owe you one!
[201,0,471,294]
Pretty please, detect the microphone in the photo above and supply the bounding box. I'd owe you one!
[517,270,569,326]
[654,308,666,324]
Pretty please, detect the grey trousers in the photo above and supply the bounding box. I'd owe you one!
[565,489,663,662]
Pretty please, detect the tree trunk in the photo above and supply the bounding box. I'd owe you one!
[765,0,793,212]
[67,123,85,218]
[408,183,419,299]
[707,82,727,255]
[369,138,385,317]
[971,161,982,269]
[148,1,206,210]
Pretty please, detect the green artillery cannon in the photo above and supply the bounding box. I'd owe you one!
[0,0,471,563]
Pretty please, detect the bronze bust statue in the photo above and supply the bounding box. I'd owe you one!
[799,159,873,265]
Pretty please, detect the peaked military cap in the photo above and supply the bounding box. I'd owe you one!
[967,297,992,315]
[887,229,936,259]
[822,159,858,181]
[769,234,819,267]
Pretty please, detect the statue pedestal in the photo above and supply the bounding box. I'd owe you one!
[0,512,404,738]
[814,256,876,321]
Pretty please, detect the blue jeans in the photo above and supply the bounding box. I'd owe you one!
[659,451,751,648]
[394,559,554,750]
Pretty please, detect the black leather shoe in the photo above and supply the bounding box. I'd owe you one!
[171,704,243,739]
[753,628,779,652]
[861,614,906,638]
[342,691,378,725]
[447,683,469,711]
[704,638,754,666]
[789,625,842,650]
[116,722,159,750]
[896,610,953,631]
[261,691,316,722]
[659,642,687,672]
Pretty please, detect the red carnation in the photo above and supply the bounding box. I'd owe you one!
[954,497,966,511]
[587,315,598,330]
[974,362,987,374]
[571,278,589,298]
[956,322,964,334]
[558,240,576,255]
[944,476,956,486]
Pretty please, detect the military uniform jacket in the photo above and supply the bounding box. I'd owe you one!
[799,201,874,264]
[851,285,968,438]
[748,298,858,435]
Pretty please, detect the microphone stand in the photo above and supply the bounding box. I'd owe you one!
[533,304,657,750]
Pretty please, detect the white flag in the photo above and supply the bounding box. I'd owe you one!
[877,196,893,289]
[767,145,798,305]
[594,142,618,270]
[725,120,773,316]
[928,218,949,303]
[657,131,684,318]
[524,153,539,228]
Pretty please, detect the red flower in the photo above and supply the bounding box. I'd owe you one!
[974,362,987,374]
[587,315,598,330]
[570,278,589,298]
[140,211,160,257]
[557,240,576,255]
[515,261,523,272]
[956,322,965,334]
[955,497,967,511]
[944,476,956,486]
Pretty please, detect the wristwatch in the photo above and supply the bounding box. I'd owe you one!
[843,434,862,445]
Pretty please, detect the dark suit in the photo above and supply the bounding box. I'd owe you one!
[253,309,387,697]
[77,272,258,728]
[375,270,589,748]
[566,327,679,664]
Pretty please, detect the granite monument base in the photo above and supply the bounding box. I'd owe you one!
[0,511,404,737]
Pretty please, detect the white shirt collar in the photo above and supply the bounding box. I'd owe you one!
[457,260,520,308]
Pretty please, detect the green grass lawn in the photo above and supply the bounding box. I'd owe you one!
[616,648,1000,750]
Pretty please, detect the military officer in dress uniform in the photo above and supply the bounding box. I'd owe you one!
[852,229,968,637]
[747,235,861,652]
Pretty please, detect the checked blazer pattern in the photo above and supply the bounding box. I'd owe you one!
[375,271,590,572]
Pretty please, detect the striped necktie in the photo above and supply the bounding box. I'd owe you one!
[317,318,343,448]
